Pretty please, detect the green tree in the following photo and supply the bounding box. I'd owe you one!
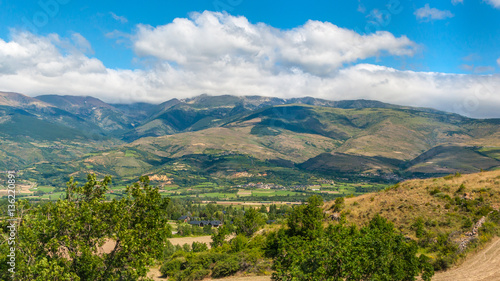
[286,195,324,239]
[235,208,265,237]
[211,225,230,248]
[2,174,171,280]
[331,196,345,212]
[273,214,434,281]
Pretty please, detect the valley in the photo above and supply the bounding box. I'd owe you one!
[1,91,499,196]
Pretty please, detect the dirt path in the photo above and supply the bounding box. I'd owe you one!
[433,237,500,281]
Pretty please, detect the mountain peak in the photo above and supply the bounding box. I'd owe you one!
[0,91,52,108]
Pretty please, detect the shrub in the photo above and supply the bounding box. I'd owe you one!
[188,269,210,280]
[230,234,248,253]
[212,258,241,278]
[455,184,466,194]
[182,243,192,252]
[191,242,209,253]
[461,217,473,229]
[163,240,176,259]
[191,252,227,269]
[429,188,441,196]
[160,257,185,277]
[412,217,426,238]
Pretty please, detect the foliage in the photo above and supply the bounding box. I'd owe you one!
[0,174,171,280]
[161,234,271,281]
[267,195,433,281]
[234,207,266,237]
[287,195,324,239]
[331,196,345,212]
[212,257,241,278]
[211,225,231,248]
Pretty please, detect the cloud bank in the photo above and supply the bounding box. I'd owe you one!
[0,11,499,118]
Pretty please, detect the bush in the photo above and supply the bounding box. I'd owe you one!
[212,258,241,278]
[163,240,176,259]
[182,243,192,252]
[190,251,227,270]
[160,257,185,277]
[230,234,248,253]
[203,224,213,235]
[192,242,209,253]
[455,184,466,194]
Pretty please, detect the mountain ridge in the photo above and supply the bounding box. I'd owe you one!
[1,92,499,184]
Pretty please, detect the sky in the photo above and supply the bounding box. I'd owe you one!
[0,0,499,118]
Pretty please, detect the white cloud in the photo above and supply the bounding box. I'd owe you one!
[0,13,500,118]
[133,11,417,76]
[485,0,500,8]
[497,57,500,66]
[110,12,128,23]
[451,0,463,5]
[415,4,454,21]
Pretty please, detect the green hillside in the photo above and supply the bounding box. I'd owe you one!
[1,93,499,187]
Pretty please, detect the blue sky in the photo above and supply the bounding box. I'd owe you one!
[0,0,499,117]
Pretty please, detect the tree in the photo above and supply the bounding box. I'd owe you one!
[286,195,324,239]
[2,174,171,280]
[270,195,433,281]
[272,213,434,281]
[235,208,265,237]
[211,225,230,248]
[331,197,345,212]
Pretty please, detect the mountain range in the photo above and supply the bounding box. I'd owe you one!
[1,91,499,186]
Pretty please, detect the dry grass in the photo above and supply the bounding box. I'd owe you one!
[168,236,214,248]
[324,170,500,237]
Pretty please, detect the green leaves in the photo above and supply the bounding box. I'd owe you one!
[286,195,324,239]
[234,207,266,237]
[271,199,434,281]
[3,174,171,280]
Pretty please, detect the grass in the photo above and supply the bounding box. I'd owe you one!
[325,170,500,238]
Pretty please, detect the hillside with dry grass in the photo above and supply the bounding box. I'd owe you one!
[325,170,500,270]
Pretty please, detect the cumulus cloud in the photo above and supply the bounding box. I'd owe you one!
[110,12,128,23]
[0,12,500,118]
[497,57,500,66]
[451,0,463,5]
[485,0,500,8]
[415,4,454,21]
[133,11,417,76]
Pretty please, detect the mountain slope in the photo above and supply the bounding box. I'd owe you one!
[1,93,499,183]
[36,95,149,133]
[121,95,416,141]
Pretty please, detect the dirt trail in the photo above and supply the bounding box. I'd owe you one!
[433,237,500,281]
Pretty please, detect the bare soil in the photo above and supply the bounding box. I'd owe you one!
[168,236,214,248]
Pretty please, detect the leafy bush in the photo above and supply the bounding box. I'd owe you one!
[230,234,248,253]
[192,242,209,253]
[160,257,185,277]
[212,258,241,278]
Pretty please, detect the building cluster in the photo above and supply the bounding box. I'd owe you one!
[177,215,221,227]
